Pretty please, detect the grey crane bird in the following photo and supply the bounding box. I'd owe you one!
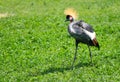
[65,15,100,69]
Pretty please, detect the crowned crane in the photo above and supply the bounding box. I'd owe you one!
[64,8,100,69]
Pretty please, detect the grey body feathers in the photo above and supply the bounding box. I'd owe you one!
[68,20,95,46]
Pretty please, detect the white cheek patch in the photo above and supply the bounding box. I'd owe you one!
[83,29,96,40]
[70,16,73,20]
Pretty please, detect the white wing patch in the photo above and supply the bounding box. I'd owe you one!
[83,29,96,40]
[69,22,75,33]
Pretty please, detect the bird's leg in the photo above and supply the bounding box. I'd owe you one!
[71,40,79,69]
[88,45,92,63]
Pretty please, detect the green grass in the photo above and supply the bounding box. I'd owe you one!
[0,0,120,82]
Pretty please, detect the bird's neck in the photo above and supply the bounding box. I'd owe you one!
[70,20,74,23]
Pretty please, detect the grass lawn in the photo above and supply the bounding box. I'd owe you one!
[0,0,120,82]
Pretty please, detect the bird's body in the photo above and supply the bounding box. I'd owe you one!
[68,20,99,48]
[64,8,100,69]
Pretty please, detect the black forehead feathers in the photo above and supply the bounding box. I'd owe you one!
[66,15,71,19]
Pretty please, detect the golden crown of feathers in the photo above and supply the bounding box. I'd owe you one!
[64,8,78,20]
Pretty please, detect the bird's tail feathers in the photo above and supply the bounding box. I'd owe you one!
[96,42,100,50]
[92,38,100,50]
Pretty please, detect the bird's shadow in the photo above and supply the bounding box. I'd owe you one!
[40,62,92,75]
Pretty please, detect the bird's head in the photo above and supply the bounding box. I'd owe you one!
[65,15,74,22]
[64,8,78,23]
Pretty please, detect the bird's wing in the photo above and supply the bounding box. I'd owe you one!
[71,22,83,35]
[71,20,96,40]
[75,20,94,33]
